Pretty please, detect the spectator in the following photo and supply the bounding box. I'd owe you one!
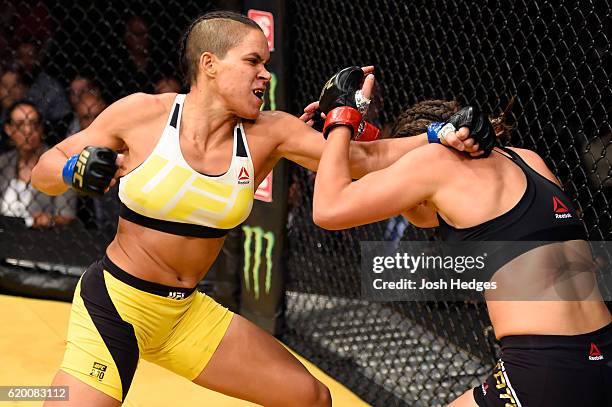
[15,38,71,124]
[124,16,151,72]
[0,1,52,63]
[65,74,103,137]
[108,15,157,99]
[74,91,118,232]
[154,75,182,94]
[75,91,106,131]
[0,100,76,227]
[1,63,32,121]
[0,63,32,152]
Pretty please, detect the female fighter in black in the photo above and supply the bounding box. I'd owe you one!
[313,96,611,407]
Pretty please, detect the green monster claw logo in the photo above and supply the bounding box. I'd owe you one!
[260,72,278,111]
[242,226,275,300]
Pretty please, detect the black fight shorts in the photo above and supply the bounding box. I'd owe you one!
[474,322,612,407]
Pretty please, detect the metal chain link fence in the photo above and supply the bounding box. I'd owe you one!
[282,0,610,405]
[0,1,610,405]
[0,0,217,289]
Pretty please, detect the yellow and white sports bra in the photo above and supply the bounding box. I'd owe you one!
[118,94,254,238]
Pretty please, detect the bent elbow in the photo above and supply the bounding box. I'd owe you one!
[30,162,65,196]
[313,206,332,229]
[313,205,342,230]
[30,164,43,191]
[313,213,333,230]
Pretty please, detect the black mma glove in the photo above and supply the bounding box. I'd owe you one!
[318,66,379,141]
[62,146,118,196]
[319,66,365,113]
[426,106,496,157]
[448,106,496,157]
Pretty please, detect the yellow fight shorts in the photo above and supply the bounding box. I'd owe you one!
[60,255,234,401]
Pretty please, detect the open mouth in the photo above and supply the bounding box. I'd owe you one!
[253,89,265,100]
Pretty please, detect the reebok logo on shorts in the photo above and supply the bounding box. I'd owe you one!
[553,196,572,219]
[588,342,603,361]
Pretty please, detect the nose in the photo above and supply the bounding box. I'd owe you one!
[258,66,272,83]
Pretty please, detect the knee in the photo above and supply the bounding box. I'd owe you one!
[302,379,331,407]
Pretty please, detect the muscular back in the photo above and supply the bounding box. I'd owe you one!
[405,146,559,229]
[406,146,610,338]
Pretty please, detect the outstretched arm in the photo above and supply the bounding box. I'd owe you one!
[312,126,442,230]
[277,66,481,178]
[273,111,459,178]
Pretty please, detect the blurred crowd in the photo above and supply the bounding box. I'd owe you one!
[0,3,182,231]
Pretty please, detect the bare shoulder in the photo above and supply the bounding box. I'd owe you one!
[257,110,296,122]
[55,93,175,155]
[249,110,300,132]
[505,147,561,186]
[399,143,459,168]
[246,110,317,146]
[100,93,173,129]
[506,146,543,163]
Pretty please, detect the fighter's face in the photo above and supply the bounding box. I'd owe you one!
[213,29,271,120]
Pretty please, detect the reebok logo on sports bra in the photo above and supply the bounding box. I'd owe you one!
[238,167,250,184]
[553,195,572,219]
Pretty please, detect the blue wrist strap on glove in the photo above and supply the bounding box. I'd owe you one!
[427,122,444,143]
[62,154,79,185]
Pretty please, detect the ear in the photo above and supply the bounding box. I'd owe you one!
[3,122,12,137]
[199,52,217,78]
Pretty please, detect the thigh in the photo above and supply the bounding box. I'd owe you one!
[44,370,120,407]
[448,389,479,407]
[473,360,523,407]
[60,263,139,402]
[192,314,330,407]
[144,291,233,379]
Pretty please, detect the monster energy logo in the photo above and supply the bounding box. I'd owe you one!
[242,225,275,300]
[260,72,278,111]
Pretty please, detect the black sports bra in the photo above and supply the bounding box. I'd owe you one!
[437,146,587,243]
[436,147,588,274]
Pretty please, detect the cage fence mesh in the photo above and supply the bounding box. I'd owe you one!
[282,0,610,405]
[0,0,215,271]
[0,1,609,405]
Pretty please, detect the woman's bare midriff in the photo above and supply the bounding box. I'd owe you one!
[486,240,612,339]
[106,217,226,288]
[488,300,611,339]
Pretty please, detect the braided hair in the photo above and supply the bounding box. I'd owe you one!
[390,100,459,138]
[390,99,514,139]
